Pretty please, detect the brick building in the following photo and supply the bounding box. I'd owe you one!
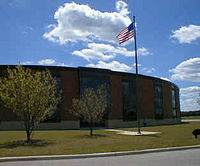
[0,65,181,130]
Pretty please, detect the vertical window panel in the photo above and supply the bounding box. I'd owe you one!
[122,78,137,121]
[42,78,61,123]
[171,86,177,119]
[79,70,110,128]
[154,81,163,119]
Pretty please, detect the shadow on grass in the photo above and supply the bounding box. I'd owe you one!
[74,134,109,139]
[117,122,190,131]
[146,122,190,128]
[137,134,160,138]
[0,139,54,149]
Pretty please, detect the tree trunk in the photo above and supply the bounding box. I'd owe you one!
[90,128,93,136]
[26,130,31,143]
[89,121,93,136]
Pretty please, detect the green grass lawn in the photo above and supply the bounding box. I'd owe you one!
[0,122,200,157]
[181,116,200,119]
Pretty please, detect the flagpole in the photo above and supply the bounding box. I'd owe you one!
[133,16,141,134]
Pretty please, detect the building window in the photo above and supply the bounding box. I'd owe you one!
[171,86,177,119]
[42,77,61,123]
[122,78,137,121]
[79,71,110,90]
[79,70,110,127]
[154,81,163,119]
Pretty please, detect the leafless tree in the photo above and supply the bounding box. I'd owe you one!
[71,85,108,136]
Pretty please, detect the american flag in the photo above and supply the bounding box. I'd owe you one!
[116,22,135,44]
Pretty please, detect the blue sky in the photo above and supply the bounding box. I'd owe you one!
[0,0,200,111]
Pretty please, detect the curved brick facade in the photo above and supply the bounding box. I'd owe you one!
[0,65,181,130]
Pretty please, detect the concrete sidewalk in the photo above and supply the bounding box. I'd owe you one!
[105,129,160,135]
[182,119,200,122]
[1,145,200,162]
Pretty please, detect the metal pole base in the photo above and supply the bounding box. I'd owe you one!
[138,128,141,134]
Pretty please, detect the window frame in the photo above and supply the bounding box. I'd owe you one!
[154,81,164,120]
[121,77,137,121]
[171,85,177,119]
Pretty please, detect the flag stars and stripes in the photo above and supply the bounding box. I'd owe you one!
[117,22,135,44]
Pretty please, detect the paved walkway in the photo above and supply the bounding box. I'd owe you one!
[1,145,200,163]
[105,129,160,135]
[182,119,200,122]
[2,148,200,166]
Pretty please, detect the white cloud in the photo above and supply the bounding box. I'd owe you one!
[89,43,134,56]
[87,60,132,72]
[170,58,200,82]
[21,61,33,65]
[134,63,141,67]
[56,63,68,67]
[181,86,200,97]
[37,59,56,65]
[47,24,56,29]
[43,1,131,44]
[72,48,114,62]
[171,25,200,43]
[22,26,33,34]
[72,42,151,61]
[180,86,200,111]
[160,77,171,82]
[72,43,131,61]
[22,59,70,67]
[116,0,130,16]
[142,67,155,74]
[138,47,152,56]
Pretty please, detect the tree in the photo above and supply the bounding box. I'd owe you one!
[0,66,61,143]
[71,85,108,136]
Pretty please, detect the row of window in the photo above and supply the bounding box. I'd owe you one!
[122,80,179,121]
[154,81,178,120]
[79,73,179,121]
[47,71,179,122]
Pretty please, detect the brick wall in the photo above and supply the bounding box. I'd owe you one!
[0,106,19,121]
[61,70,79,121]
[138,76,155,119]
[162,82,173,119]
[0,65,181,128]
[109,74,123,120]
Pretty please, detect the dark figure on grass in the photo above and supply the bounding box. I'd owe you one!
[192,129,200,139]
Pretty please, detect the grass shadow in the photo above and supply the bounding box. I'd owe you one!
[137,134,160,138]
[143,122,190,128]
[0,139,54,149]
[74,133,109,139]
[85,134,108,137]
[180,122,190,125]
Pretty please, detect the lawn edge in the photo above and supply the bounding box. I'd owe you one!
[1,144,200,162]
